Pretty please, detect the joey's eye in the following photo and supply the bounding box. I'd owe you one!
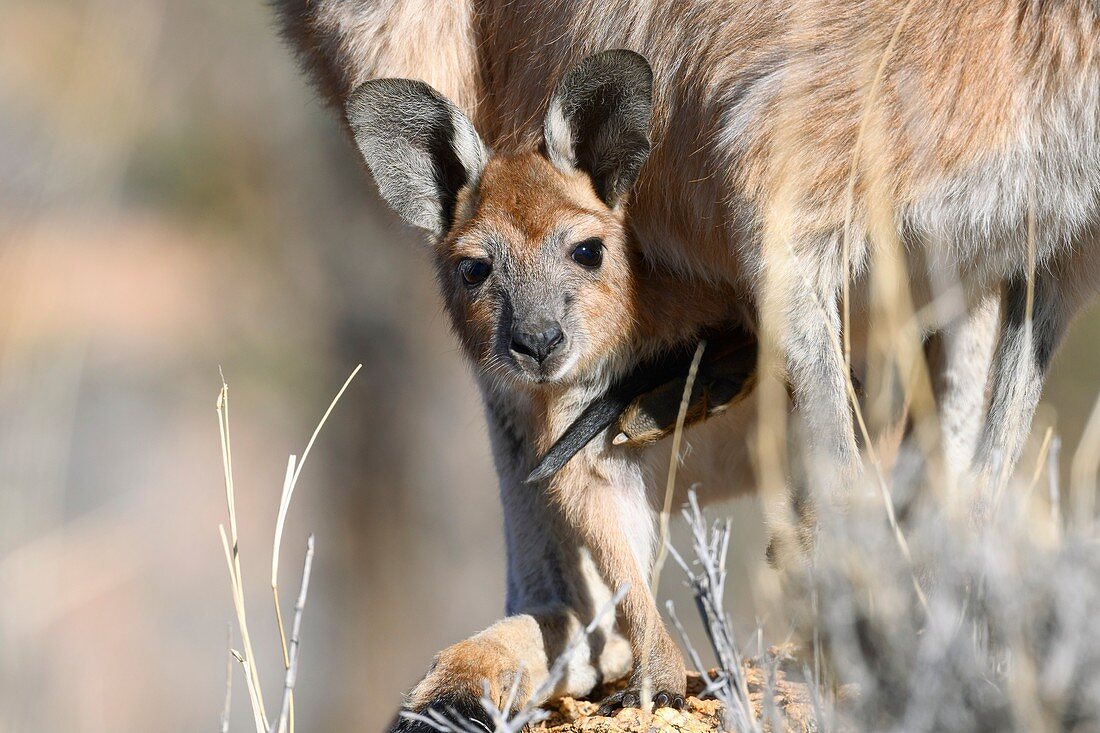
[460,259,492,286]
[570,238,604,269]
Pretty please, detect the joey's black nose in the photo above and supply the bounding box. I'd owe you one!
[510,323,564,365]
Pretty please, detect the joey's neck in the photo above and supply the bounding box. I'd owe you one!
[480,372,613,458]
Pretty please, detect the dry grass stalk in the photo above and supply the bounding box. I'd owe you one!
[228,645,266,733]
[217,376,269,733]
[1049,435,1063,539]
[270,363,362,733]
[651,339,707,592]
[642,338,707,709]
[1070,393,1100,531]
[216,365,361,732]
[1026,427,1055,500]
[840,0,919,382]
[222,625,234,733]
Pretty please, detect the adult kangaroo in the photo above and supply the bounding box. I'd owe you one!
[275,0,1100,724]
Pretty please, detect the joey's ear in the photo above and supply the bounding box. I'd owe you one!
[346,79,487,236]
[543,50,653,207]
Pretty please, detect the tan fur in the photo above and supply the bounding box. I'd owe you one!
[276,0,480,111]
[284,1,1100,284]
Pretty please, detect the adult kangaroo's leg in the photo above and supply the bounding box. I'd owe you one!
[771,244,859,481]
[974,271,1069,484]
[891,292,1000,493]
[391,424,631,731]
[974,223,1100,485]
[932,294,1001,474]
[756,240,857,569]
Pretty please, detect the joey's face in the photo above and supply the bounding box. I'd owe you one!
[438,155,637,387]
[345,50,654,391]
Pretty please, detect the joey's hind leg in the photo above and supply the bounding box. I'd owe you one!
[390,478,631,731]
[552,453,687,712]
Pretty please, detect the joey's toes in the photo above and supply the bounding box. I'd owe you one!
[654,690,686,709]
[596,689,685,715]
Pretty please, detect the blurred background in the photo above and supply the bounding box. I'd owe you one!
[0,1,1097,731]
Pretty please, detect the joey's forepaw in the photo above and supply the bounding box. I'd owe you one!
[614,330,757,447]
[596,688,686,715]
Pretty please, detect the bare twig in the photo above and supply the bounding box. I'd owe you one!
[272,536,316,733]
[221,625,233,733]
[666,601,732,700]
[666,491,762,732]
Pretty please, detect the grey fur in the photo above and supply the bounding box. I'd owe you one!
[544,50,654,207]
[346,79,486,235]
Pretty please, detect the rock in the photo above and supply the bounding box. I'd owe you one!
[532,646,818,733]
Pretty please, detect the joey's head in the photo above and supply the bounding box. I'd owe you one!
[344,51,653,388]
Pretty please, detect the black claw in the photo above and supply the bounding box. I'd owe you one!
[653,690,685,710]
[597,690,630,715]
[597,688,685,715]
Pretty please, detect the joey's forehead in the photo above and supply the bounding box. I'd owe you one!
[447,179,611,264]
[468,155,608,245]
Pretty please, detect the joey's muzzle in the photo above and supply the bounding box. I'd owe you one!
[510,320,565,366]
